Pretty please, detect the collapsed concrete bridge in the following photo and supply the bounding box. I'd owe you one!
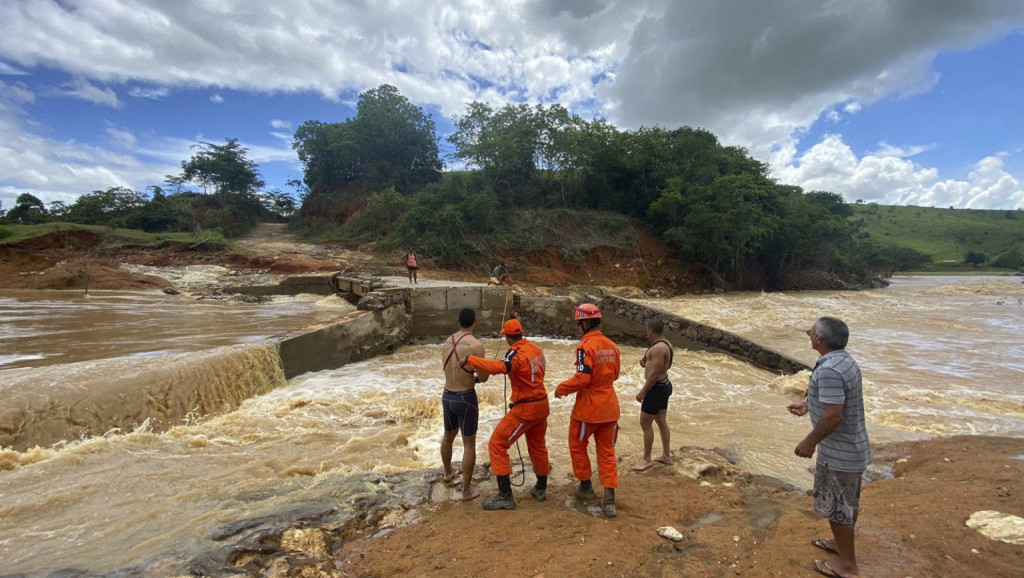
[265,274,809,379]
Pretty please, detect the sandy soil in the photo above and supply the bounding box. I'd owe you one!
[321,436,1024,578]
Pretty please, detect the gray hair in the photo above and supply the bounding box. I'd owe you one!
[814,317,849,350]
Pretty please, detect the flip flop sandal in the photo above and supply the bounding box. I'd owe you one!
[811,538,839,555]
[812,559,851,578]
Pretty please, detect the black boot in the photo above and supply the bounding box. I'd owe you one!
[574,479,597,500]
[602,487,617,518]
[483,475,516,510]
[530,475,547,502]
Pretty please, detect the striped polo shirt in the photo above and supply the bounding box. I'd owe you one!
[807,349,871,472]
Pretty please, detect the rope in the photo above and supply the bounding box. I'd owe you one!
[492,282,527,487]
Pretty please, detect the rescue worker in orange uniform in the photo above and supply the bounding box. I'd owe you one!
[464,318,550,510]
[554,303,622,518]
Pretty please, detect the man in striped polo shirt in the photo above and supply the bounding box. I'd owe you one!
[787,316,870,578]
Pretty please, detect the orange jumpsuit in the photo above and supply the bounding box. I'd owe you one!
[466,339,550,478]
[555,330,621,489]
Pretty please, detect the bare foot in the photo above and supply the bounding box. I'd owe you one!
[631,460,656,472]
[442,470,461,484]
[655,456,672,465]
[459,488,480,501]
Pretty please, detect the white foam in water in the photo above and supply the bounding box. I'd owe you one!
[0,353,46,367]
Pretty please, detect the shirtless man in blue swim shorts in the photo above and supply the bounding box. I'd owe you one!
[440,308,489,501]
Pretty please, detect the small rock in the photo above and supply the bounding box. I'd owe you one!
[966,510,1024,544]
[657,526,684,542]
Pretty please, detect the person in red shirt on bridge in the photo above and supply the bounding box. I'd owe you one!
[464,318,550,510]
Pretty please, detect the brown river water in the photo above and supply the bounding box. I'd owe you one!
[0,277,1022,574]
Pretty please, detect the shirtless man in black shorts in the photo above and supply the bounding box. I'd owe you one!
[633,317,674,471]
[440,308,489,500]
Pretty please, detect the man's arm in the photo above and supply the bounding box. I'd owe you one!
[555,348,592,398]
[794,403,844,458]
[636,343,669,402]
[466,354,509,376]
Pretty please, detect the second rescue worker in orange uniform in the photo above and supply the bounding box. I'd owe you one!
[555,303,622,518]
[464,319,550,510]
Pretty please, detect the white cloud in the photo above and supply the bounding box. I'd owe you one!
[869,142,934,159]
[129,86,169,99]
[270,119,291,130]
[56,77,122,108]
[105,124,137,149]
[210,93,224,104]
[775,134,1023,210]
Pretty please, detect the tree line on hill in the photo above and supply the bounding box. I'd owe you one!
[6,84,1013,287]
[0,139,295,238]
[290,85,895,287]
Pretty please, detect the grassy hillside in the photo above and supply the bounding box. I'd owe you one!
[851,204,1024,270]
[0,222,231,248]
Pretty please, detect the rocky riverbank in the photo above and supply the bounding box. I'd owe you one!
[133,436,1024,577]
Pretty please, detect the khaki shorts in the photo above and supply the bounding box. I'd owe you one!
[813,463,863,525]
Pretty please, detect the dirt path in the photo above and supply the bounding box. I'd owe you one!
[235,223,325,258]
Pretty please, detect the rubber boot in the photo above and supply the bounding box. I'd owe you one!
[574,479,597,500]
[482,475,516,510]
[530,475,547,502]
[602,488,617,518]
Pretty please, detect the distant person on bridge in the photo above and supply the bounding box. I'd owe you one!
[555,303,622,518]
[487,262,511,285]
[464,318,550,510]
[787,316,870,578]
[440,308,489,501]
[403,249,419,284]
[632,317,674,471]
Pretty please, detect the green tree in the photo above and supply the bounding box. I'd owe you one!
[965,251,987,266]
[260,190,298,220]
[67,187,148,226]
[448,102,541,202]
[356,84,442,193]
[294,85,441,197]
[180,138,265,199]
[175,139,268,236]
[47,200,70,221]
[6,193,48,224]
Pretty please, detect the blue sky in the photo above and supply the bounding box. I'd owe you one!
[1,0,1023,213]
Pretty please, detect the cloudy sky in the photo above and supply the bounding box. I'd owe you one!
[1,0,1023,213]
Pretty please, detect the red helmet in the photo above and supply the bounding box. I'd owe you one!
[574,303,602,321]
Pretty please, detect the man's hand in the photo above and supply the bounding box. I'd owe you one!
[639,356,646,368]
[794,438,816,458]
[635,391,645,403]
[787,401,808,417]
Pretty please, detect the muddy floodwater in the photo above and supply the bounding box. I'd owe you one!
[1,276,1022,575]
